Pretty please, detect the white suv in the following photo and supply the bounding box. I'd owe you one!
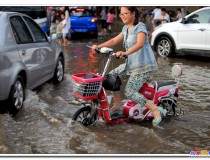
[151,7,210,57]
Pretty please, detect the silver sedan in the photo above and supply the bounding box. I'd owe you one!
[0,12,65,115]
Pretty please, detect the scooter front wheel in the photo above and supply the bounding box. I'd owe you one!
[72,106,97,126]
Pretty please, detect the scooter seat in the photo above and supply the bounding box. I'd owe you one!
[153,81,177,91]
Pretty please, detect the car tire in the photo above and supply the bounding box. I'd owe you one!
[156,36,175,57]
[8,76,25,115]
[52,56,64,84]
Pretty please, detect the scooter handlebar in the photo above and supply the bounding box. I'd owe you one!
[86,45,100,53]
[115,54,128,59]
[87,45,127,59]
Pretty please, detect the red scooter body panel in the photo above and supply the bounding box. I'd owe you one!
[139,83,155,100]
[123,82,178,119]
[99,90,131,124]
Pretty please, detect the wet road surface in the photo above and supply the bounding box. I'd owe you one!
[0,35,210,154]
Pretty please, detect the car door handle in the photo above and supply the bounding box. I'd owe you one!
[22,50,26,56]
[198,28,206,31]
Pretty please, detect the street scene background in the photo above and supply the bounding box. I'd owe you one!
[0,6,209,155]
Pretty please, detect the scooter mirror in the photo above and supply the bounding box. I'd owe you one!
[171,64,182,78]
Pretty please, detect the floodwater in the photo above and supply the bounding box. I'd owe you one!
[0,35,210,155]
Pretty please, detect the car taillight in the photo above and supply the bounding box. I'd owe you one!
[91,18,97,23]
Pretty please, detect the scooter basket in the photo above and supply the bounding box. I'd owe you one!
[71,73,104,101]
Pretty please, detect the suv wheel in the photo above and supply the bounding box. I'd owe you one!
[156,37,174,57]
[8,76,25,115]
[52,56,64,84]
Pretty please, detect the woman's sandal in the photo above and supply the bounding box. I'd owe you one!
[152,107,167,127]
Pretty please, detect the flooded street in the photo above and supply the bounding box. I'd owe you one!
[0,35,210,155]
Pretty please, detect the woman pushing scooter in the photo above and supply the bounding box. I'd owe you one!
[92,6,166,127]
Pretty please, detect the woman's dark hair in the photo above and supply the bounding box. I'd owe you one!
[122,6,139,25]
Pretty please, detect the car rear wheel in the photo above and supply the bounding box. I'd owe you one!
[8,76,25,115]
[52,56,64,84]
[156,37,175,57]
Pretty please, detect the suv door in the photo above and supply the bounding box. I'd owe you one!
[177,9,210,51]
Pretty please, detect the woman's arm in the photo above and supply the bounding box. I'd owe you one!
[116,32,146,58]
[124,32,146,55]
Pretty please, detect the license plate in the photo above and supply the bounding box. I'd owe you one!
[75,29,87,32]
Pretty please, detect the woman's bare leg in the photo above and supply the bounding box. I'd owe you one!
[110,93,122,112]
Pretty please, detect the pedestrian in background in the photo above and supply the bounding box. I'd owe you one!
[158,8,170,24]
[106,8,115,34]
[55,18,63,45]
[171,8,183,21]
[148,6,162,40]
[46,6,53,36]
[181,8,186,17]
[60,6,71,40]
[60,12,70,46]
[152,7,162,27]
[100,7,107,35]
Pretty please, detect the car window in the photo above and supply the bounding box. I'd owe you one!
[23,16,47,42]
[187,9,210,24]
[70,9,93,17]
[10,16,33,44]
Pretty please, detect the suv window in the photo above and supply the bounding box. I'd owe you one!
[187,9,210,24]
[23,16,47,42]
[10,16,33,44]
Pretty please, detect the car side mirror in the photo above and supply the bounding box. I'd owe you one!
[181,18,187,24]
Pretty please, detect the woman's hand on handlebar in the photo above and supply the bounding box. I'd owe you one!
[90,45,100,53]
[116,51,127,59]
[91,45,101,53]
[91,45,98,50]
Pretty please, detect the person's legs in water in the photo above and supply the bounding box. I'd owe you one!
[109,64,128,114]
[101,20,107,35]
[62,33,69,46]
[125,72,166,126]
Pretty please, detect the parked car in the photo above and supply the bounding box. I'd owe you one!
[150,7,210,57]
[0,12,65,115]
[69,7,98,39]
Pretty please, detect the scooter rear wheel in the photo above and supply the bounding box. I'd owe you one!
[160,99,177,116]
[72,106,97,126]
